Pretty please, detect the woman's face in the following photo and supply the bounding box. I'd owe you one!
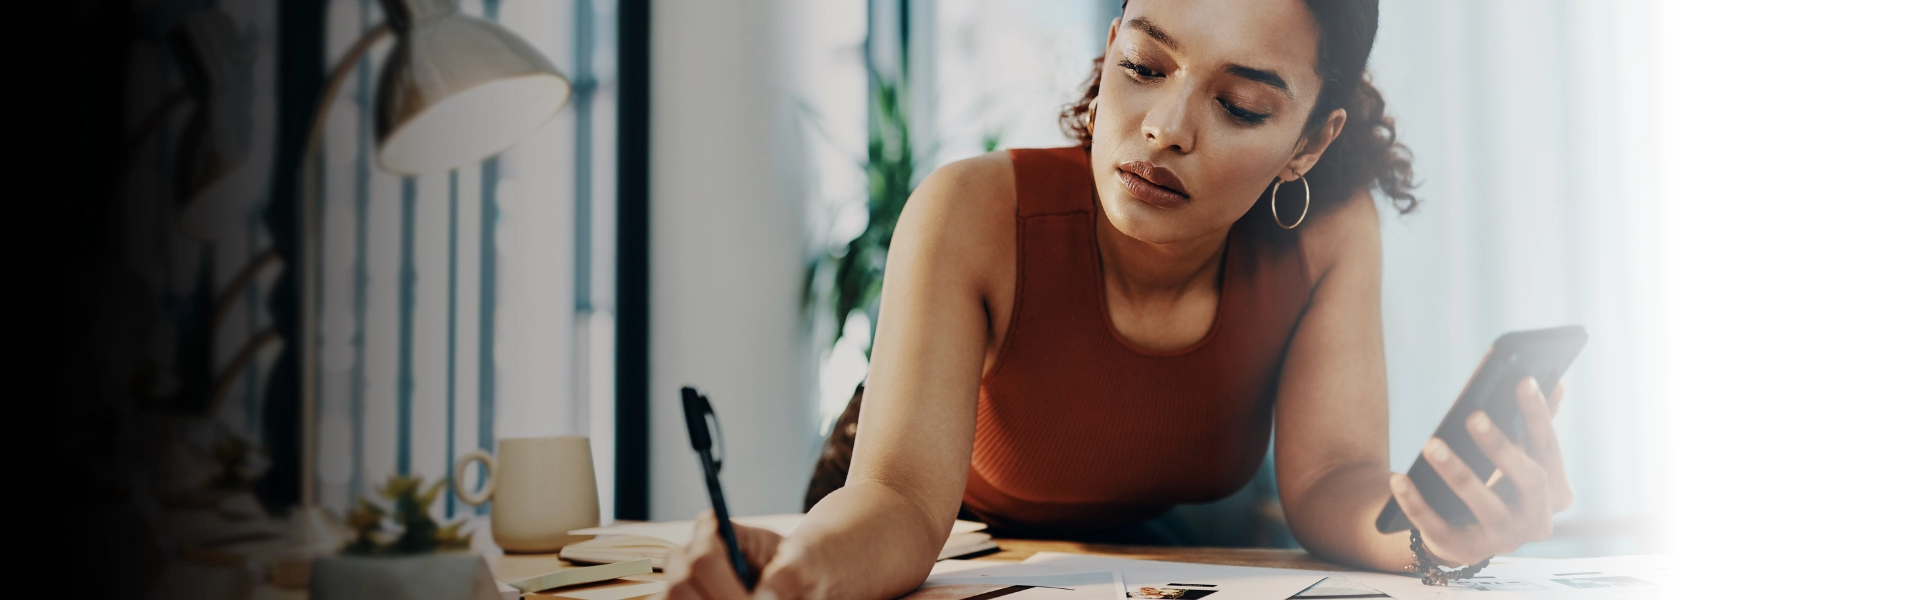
[1089,0,1343,244]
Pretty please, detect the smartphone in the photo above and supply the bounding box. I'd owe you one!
[1375,325,1588,534]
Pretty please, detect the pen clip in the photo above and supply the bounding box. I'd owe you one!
[679,386,725,471]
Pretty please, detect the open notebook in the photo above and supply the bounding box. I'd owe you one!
[561,514,996,568]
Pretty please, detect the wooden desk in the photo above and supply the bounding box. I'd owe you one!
[487,539,1351,598]
[980,539,1346,571]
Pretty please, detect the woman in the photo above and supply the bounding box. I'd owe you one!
[667,1,1574,597]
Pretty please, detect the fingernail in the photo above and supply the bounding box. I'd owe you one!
[1470,412,1492,434]
[1391,475,1407,494]
[1426,438,1450,462]
[1531,378,1545,398]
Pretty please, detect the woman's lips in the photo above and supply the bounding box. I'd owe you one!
[1118,171,1189,208]
[1116,160,1191,208]
[1116,160,1190,208]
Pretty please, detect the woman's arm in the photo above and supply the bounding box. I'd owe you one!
[1270,188,1402,569]
[665,155,1016,600]
[785,154,1013,597]
[1273,189,1575,571]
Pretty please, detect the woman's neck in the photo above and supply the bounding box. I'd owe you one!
[1092,203,1230,302]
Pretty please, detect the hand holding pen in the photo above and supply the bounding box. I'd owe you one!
[666,510,786,600]
[679,387,755,588]
[665,387,788,600]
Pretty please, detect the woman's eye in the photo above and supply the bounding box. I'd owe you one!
[1218,98,1271,125]
[1118,60,1164,80]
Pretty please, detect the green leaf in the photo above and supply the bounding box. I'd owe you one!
[343,474,468,556]
[418,479,448,507]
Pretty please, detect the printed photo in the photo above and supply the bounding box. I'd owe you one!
[1127,583,1220,598]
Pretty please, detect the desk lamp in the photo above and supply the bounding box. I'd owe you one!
[287,0,569,558]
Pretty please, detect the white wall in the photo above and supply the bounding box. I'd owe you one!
[929,0,1107,167]
[649,0,820,519]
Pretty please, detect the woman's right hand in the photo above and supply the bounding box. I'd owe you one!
[663,511,823,600]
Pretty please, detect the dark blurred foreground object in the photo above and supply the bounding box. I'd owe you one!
[33,0,573,597]
[805,384,865,511]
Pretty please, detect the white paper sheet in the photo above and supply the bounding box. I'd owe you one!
[1022,552,1324,599]
[911,562,1123,600]
[1337,554,1671,599]
[568,513,988,539]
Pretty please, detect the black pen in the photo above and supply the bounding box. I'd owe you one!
[680,386,756,590]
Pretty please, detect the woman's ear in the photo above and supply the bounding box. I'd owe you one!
[1287,108,1348,178]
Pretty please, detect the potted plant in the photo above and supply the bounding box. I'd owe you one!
[311,475,496,600]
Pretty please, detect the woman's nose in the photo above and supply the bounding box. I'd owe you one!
[1141,90,1198,154]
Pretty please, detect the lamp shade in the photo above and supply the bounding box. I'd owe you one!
[373,0,570,175]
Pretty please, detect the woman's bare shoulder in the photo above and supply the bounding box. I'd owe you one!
[890,152,1019,292]
[899,153,1018,257]
[1297,186,1384,283]
[909,152,1017,227]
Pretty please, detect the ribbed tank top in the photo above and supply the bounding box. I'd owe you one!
[961,147,1314,536]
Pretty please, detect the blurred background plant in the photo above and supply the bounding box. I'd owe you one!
[801,72,1006,363]
[803,71,916,360]
[342,474,469,556]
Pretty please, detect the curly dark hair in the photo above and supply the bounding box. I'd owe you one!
[1061,0,1417,214]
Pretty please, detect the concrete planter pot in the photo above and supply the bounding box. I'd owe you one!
[311,553,500,600]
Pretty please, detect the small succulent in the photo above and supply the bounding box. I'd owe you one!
[342,474,470,556]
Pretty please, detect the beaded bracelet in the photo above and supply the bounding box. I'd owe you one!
[1407,527,1491,586]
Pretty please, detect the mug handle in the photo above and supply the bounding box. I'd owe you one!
[455,450,498,506]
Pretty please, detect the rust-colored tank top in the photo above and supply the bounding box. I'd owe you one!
[962,147,1313,536]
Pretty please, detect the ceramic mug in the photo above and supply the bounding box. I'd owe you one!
[455,435,598,552]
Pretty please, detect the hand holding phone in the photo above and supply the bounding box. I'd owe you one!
[1376,326,1584,565]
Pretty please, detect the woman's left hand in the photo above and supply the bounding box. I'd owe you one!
[1387,377,1574,566]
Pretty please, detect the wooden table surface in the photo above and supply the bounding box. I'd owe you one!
[488,538,1353,598]
[979,538,1346,571]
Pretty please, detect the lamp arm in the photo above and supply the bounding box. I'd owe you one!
[209,329,283,417]
[302,23,393,198]
[211,250,283,334]
[118,90,193,198]
[297,22,391,511]
[104,90,193,287]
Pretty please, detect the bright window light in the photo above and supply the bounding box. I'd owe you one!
[1658,1,1920,596]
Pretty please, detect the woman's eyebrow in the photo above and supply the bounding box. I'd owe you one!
[1126,17,1180,52]
[1225,64,1295,100]
[1127,17,1295,101]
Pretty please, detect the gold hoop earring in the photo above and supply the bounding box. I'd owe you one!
[1270,174,1310,229]
[1082,98,1099,129]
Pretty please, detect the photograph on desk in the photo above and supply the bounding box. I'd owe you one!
[32,0,1915,599]
[1128,583,1219,598]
